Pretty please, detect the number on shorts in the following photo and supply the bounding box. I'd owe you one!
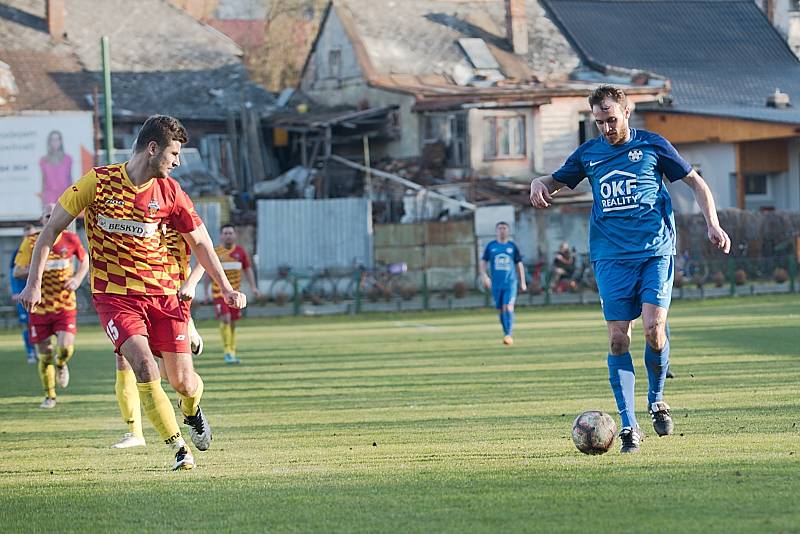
[106,319,120,342]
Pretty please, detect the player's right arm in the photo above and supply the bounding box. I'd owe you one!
[18,172,96,312]
[479,259,491,289]
[530,146,586,208]
[529,175,567,208]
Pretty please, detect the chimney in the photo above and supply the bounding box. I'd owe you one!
[766,88,791,108]
[505,0,528,55]
[46,0,65,42]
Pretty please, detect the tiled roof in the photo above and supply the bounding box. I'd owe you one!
[543,0,800,124]
[0,0,273,118]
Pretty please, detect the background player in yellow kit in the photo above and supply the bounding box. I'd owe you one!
[205,224,260,364]
[14,204,89,408]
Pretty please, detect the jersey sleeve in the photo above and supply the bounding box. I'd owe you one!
[481,244,491,262]
[513,244,522,264]
[653,134,692,182]
[168,186,203,234]
[552,146,586,189]
[239,246,251,270]
[58,170,98,216]
[71,233,87,261]
[13,236,33,268]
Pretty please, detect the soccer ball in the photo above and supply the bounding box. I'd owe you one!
[571,411,617,455]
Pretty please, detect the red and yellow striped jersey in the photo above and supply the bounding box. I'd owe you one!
[15,231,86,315]
[58,163,201,296]
[161,225,191,283]
[211,244,250,298]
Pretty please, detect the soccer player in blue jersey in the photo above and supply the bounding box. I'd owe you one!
[480,221,527,345]
[529,85,730,453]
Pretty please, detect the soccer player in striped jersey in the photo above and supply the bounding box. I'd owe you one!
[14,204,89,408]
[205,224,260,364]
[18,115,245,471]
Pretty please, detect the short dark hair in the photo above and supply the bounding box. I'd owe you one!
[133,115,188,152]
[220,223,235,232]
[496,221,509,227]
[588,85,627,108]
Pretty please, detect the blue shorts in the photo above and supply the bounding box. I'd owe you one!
[594,255,674,321]
[492,283,517,309]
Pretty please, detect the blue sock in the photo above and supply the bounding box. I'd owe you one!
[498,313,508,335]
[506,311,514,336]
[645,337,670,406]
[608,353,638,429]
[22,329,34,356]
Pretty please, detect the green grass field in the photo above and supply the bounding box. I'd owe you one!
[1,294,798,533]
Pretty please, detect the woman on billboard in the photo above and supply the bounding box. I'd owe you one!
[40,130,73,207]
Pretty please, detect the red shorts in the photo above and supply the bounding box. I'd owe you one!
[29,310,77,343]
[214,297,241,321]
[93,294,190,355]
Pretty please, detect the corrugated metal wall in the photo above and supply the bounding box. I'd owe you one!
[257,198,372,278]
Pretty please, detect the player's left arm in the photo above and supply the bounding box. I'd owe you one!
[681,170,731,254]
[182,225,246,310]
[179,263,206,302]
[169,185,246,309]
[514,245,527,291]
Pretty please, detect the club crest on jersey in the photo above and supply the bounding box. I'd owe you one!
[506,248,512,253]
[628,149,643,162]
[147,200,160,216]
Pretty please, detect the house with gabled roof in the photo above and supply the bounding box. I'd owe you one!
[298,0,667,187]
[544,0,800,212]
[0,0,273,182]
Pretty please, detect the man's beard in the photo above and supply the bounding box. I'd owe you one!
[147,157,169,178]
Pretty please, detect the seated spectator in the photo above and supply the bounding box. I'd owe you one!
[550,242,576,291]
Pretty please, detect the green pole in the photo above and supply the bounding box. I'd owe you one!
[101,36,114,164]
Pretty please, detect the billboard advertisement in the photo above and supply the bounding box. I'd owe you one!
[0,112,94,222]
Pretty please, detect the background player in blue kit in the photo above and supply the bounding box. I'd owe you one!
[479,222,527,346]
[529,85,730,453]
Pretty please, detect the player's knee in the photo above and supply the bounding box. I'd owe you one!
[505,304,514,312]
[644,322,667,351]
[609,332,630,355]
[169,372,196,396]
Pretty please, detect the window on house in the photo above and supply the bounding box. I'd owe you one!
[578,113,594,145]
[422,112,468,167]
[745,174,768,195]
[484,115,526,159]
[329,49,342,79]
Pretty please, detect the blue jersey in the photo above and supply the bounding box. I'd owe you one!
[482,240,522,288]
[552,128,691,261]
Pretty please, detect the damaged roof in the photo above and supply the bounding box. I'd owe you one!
[0,0,273,119]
